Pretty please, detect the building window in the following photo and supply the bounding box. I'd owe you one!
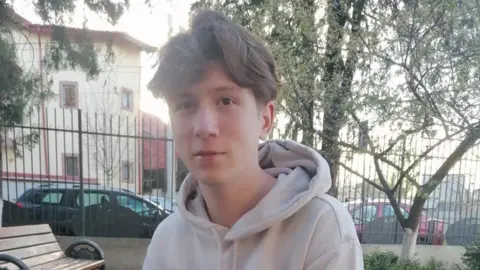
[122,161,133,183]
[60,81,79,108]
[121,88,133,111]
[64,154,79,177]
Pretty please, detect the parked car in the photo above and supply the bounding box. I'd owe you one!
[142,195,178,213]
[13,183,170,238]
[428,201,480,228]
[349,201,445,245]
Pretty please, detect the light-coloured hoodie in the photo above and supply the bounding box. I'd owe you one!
[143,140,363,270]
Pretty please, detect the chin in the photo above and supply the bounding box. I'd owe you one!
[193,169,231,186]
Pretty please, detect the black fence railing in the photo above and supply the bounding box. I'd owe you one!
[337,135,480,246]
[1,107,181,238]
[2,107,480,245]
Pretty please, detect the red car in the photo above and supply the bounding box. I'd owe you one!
[348,201,445,245]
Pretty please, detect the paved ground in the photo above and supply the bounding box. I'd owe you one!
[57,236,465,269]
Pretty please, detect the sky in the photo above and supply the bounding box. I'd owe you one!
[13,0,197,124]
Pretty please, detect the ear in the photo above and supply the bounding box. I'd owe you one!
[259,100,275,140]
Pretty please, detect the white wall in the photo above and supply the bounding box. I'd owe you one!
[2,27,145,196]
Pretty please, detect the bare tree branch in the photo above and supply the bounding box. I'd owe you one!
[379,122,434,156]
[338,161,385,192]
[422,123,480,194]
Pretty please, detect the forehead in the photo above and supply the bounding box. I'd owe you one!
[167,64,242,99]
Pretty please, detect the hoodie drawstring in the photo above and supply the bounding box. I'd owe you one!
[211,229,223,270]
[232,241,238,270]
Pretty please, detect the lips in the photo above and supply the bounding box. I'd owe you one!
[193,150,225,157]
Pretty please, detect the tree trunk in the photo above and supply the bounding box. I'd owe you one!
[399,194,426,260]
[301,101,315,147]
[297,1,316,148]
[325,148,340,197]
[401,228,418,260]
[399,125,480,259]
[0,139,3,228]
[321,0,366,198]
[320,0,349,198]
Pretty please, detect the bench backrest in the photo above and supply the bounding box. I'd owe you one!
[0,224,66,269]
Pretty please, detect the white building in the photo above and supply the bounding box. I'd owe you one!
[1,12,156,201]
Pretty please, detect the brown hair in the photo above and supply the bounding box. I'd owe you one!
[147,10,281,104]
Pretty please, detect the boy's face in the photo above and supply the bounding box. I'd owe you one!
[167,64,274,186]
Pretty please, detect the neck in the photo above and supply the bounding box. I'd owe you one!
[199,167,276,228]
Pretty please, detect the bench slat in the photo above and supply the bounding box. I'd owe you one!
[0,225,52,239]
[0,251,65,269]
[33,258,104,270]
[59,260,105,270]
[23,251,66,268]
[0,242,62,260]
[0,233,57,252]
[32,258,84,270]
[50,259,93,270]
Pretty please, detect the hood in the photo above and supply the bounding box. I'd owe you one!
[176,139,332,240]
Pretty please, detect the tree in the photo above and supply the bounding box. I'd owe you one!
[190,0,480,259]
[84,70,136,187]
[334,0,480,259]
[0,0,137,226]
[308,0,480,259]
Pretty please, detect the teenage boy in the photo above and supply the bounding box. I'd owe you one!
[143,10,363,270]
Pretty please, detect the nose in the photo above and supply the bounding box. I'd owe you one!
[192,106,219,139]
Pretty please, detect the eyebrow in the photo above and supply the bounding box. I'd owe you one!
[209,85,242,93]
[169,85,242,100]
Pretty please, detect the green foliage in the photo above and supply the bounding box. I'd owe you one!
[364,250,399,270]
[0,0,134,164]
[0,0,134,122]
[422,258,449,270]
[44,25,101,80]
[461,234,480,270]
[33,0,131,79]
[364,251,449,270]
[34,0,129,25]
[0,2,47,126]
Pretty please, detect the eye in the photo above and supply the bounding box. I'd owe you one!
[174,101,195,111]
[218,97,234,106]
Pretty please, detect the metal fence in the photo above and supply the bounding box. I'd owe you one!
[1,107,480,245]
[336,135,480,246]
[1,107,180,238]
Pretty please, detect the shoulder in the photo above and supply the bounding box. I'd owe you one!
[299,195,363,269]
[142,212,187,269]
[307,194,358,241]
[151,211,186,242]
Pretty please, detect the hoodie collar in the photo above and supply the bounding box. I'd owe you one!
[176,139,332,240]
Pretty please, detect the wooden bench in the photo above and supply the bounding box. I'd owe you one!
[0,224,105,269]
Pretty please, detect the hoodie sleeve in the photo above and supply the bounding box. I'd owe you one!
[303,196,364,270]
[304,239,364,270]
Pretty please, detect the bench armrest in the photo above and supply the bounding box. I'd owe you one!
[65,239,105,260]
[0,254,29,269]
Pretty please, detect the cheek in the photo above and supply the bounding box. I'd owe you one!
[221,110,262,142]
[171,121,191,153]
